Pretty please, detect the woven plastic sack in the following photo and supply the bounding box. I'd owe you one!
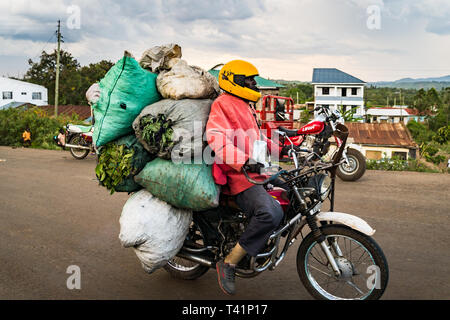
[139,43,182,73]
[157,59,219,100]
[96,135,154,194]
[92,53,161,147]
[132,99,213,160]
[119,190,192,274]
[134,158,220,211]
[86,83,100,105]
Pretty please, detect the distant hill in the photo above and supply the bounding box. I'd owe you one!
[369,75,450,89]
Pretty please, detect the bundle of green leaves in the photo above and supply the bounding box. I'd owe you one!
[139,114,175,155]
[95,142,135,194]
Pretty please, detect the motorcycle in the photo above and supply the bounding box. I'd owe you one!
[164,123,389,300]
[277,105,366,181]
[54,123,94,160]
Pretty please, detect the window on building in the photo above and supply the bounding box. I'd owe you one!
[21,92,27,95]
[373,116,377,121]
[2,91,13,99]
[366,150,382,160]
[322,87,329,95]
[392,151,407,160]
[342,88,347,97]
[351,88,357,95]
[32,92,42,100]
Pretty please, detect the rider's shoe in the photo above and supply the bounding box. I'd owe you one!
[216,260,236,295]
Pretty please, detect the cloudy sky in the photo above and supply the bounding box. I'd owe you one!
[0,0,449,82]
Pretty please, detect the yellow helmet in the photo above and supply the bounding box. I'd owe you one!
[218,60,261,102]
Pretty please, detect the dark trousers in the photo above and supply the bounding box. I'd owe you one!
[235,185,284,257]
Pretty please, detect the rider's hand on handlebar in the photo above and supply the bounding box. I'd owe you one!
[243,160,265,173]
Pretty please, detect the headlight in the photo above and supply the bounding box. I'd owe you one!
[319,175,332,200]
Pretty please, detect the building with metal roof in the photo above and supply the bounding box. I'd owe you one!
[346,122,418,160]
[312,68,366,120]
[0,77,48,109]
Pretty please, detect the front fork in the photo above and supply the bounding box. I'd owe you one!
[293,185,342,276]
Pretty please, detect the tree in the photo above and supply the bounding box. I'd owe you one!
[23,50,81,105]
[22,50,113,106]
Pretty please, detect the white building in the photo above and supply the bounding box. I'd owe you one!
[0,77,48,109]
[367,106,427,124]
[312,68,365,119]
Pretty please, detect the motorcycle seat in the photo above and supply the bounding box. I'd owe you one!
[67,124,93,133]
[277,126,299,137]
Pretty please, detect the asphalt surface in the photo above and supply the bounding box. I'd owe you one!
[0,146,449,300]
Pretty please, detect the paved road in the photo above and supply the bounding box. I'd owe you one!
[0,146,449,300]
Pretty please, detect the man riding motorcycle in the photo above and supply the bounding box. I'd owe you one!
[206,60,289,295]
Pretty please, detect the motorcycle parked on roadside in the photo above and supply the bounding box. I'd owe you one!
[54,123,94,160]
[164,122,389,300]
[277,105,366,181]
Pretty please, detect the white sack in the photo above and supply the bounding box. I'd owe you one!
[139,43,182,73]
[119,190,192,274]
[85,83,100,105]
[157,59,220,100]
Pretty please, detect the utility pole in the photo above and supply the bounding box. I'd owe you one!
[55,20,61,117]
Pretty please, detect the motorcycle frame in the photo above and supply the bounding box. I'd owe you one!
[243,124,349,275]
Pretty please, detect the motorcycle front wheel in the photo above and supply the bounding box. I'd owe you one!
[69,135,90,160]
[297,224,389,300]
[336,148,366,181]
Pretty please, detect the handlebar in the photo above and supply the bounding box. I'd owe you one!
[242,166,288,185]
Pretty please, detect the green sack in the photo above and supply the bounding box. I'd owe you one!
[95,135,154,194]
[92,54,161,147]
[134,158,220,211]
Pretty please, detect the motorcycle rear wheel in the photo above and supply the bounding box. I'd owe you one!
[69,135,90,160]
[297,224,389,300]
[164,223,210,280]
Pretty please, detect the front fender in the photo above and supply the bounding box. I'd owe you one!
[316,211,375,236]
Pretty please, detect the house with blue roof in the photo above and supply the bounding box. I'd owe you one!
[312,68,366,119]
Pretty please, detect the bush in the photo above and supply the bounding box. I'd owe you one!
[0,107,84,149]
[407,120,435,144]
[366,157,438,173]
[433,125,450,144]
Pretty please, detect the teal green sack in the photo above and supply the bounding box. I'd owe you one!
[134,158,220,211]
[93,54,161,147]
[96,134,154,194]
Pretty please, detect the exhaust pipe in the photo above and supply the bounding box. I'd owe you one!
[63,144,91,150]
[176,249,215,268]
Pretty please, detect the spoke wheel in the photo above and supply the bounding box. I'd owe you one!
[336,148,366,181]
[69,135,90,160]
[163,222,210,280]
[297,224,388,300]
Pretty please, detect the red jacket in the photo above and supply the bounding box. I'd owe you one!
[206,93,281,195]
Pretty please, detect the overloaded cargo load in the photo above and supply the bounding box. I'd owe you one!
[92,52,161,147]
[85,83,100,105]
[134,158,220,211]
[119,190,192,274]
[139,43,182,73]
[157,59,220,100]
[95,135,154,194]
[132,99,213,160]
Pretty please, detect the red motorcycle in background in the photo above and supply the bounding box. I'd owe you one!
[262,99,366,181]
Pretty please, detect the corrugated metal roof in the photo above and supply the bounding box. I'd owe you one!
[346,122,417,148]
[312,68,365,84]
[208,69,284,89]
[38,105,92,119]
